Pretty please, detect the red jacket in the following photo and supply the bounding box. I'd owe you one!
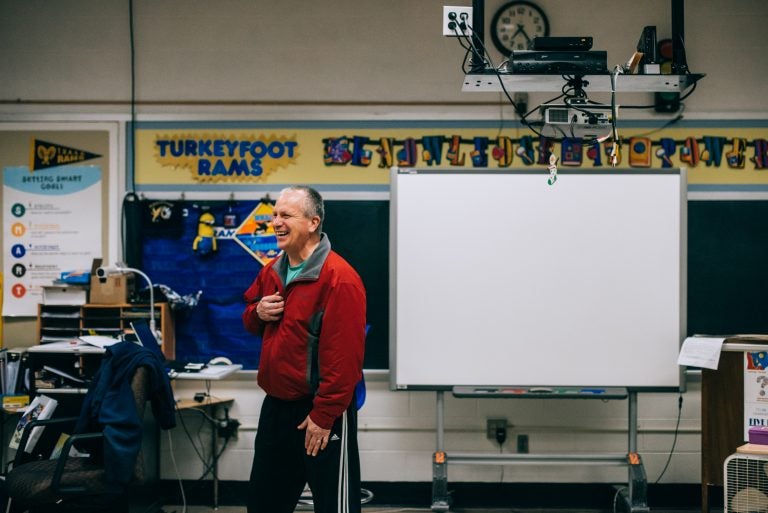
[242,234,366,429]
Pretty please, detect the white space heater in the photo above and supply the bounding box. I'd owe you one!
[725,451,768,513]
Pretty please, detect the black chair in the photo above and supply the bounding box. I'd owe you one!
[2,365,151,513]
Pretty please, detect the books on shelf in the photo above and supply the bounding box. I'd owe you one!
[3,348,28,395]
[40,335,77,344]
[40,310,81,319]
[9,394,58,453]
[2,394,30,411]
[33,365,89,391]
[41,365,88,385]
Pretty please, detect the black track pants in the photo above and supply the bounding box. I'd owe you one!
[247,394,361,513]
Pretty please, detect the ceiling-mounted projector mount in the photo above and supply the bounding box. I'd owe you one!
[536,99,614,140]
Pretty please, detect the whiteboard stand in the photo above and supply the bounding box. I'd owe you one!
[430,389,649,513]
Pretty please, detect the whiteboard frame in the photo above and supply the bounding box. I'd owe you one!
[389,167,687,391]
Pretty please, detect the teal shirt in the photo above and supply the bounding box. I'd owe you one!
[286,260,307,284]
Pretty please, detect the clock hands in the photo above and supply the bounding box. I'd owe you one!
[509,24,525,40]
[518,25,533,44]
[507,23,532,50]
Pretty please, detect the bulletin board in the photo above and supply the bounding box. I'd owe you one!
[132,198,388,370]
[390,167,686,390]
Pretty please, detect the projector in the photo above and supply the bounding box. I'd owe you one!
[537,101,615,140]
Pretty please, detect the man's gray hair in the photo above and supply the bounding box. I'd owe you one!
[280,185,324,232]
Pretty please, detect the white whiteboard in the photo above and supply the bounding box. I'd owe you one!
[390,168,686,390]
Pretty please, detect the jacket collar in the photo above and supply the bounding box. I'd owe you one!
[274,233,331,283]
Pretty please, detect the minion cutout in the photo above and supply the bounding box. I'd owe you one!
[193,211,217,255]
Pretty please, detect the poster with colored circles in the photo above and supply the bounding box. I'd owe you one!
[2,166,102,316]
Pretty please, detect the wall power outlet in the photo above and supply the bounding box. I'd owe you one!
[443,6,473,37]
[486,418,507,441]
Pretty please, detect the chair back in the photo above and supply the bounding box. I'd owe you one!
[129,365,150,484]
[2,364,154,510]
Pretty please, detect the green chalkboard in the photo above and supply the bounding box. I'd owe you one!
[323,200,389,369]
[688,200,768,336]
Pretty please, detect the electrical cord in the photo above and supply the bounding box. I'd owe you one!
[166,428,188,513]
[496,427,506,483]
[616,81,696,113]
[121,0,139,265]
[607,65,622,165]
[450,19,485,74]
[174,402,237,481]
[297,485,374,507]
[195,435,232,482]
[452,29,476,75]
[496,92,506,138]
[517,91,567,137]
[173,403,210,469]
[128,0,136,194]
[612,485,628,513]
[654,393,684,484]
[452,21,535,126]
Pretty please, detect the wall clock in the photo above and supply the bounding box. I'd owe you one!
[490,1,550,56]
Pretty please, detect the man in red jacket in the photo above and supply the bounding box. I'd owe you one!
[242,185,366,513]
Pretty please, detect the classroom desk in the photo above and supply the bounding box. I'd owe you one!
[701,337,768,513]
[173,364,241,509]
[173,364,242,381]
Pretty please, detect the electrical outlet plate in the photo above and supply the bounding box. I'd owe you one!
[486,418,506,439]
[443,6,473,37]
[517,434,529,453]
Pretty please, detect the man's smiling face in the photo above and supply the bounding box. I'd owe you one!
[271,189,318,256]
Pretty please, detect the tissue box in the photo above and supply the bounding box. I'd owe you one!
[748,426,768,445]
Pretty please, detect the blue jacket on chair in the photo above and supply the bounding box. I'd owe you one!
[75,340,176,485]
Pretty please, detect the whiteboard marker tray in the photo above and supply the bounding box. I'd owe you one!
[452,386,628,399]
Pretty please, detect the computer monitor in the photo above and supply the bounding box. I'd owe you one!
[130,319,165,361]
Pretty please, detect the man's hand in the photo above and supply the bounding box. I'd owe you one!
[256,292,284,321]
[298,415,330,456]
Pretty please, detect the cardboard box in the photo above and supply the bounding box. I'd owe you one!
[90,273,134,304]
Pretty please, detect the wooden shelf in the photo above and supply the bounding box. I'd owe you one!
[175,397,233,410]
[37,303,175,360]
[462,72,704,93]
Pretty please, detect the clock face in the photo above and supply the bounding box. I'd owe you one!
[491,1,550,56]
